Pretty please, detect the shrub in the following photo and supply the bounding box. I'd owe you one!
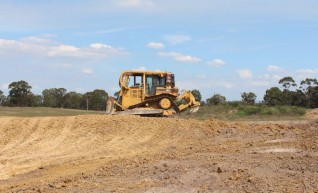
[260,107,279,115]
[237,105,261,116]
[236,105,306,116]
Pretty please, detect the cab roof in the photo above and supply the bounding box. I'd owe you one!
[120,70,172,76]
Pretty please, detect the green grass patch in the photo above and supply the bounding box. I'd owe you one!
[1,105,307,120]
[0,107,104,117]
[237,105,306,116]
[184,105,307,121]
[183,105,239,120]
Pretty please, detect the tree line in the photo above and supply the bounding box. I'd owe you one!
[195,76,318,108]
[0,80,108,111]
[1,76,318,110]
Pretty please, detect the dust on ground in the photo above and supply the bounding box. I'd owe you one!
[0,113,317,192]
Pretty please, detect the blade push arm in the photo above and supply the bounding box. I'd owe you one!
[177,90,200,113]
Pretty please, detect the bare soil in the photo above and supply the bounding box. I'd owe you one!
[306,108,318,120]
[0,114,317,192]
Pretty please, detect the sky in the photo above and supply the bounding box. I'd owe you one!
[1,0,318,101]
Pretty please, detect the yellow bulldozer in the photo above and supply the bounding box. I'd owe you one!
[106,70,200,116]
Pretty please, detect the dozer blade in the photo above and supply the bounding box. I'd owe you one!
[188,106,200,114]
[115,109,164,115]
[106,97,115,115]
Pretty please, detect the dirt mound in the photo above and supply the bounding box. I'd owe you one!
[306,108,318,119]
[0,115,317,192]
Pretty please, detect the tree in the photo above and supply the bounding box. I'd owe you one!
[0,90,6,106]
[279,76,297,91]
[278,77,300,105]
[64,92,83,109]
[42,89,56,107]
[114,91,120,100]
[42,88,67,108]
[54,88,67,108]
[82,89,108,111]
[309,86,318,108]
[300,78,318,108]
[191,89,202,102]
[263,87,283,106]
[8,80,32,106]
[29,94,43,107]
[241,92,257,105]
[206,94,226,105]
[200,101,206,106]
[300,78,318,92]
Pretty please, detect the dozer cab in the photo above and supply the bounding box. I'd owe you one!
[106,70,200,116]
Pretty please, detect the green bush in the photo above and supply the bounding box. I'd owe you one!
[227,101,243,107]
[237,105,261,116]
[236,105,306,116]
[185,104,306,120]
[260,107,279,115]
[274,106,305,115]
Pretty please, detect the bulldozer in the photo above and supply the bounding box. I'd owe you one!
[106,70,200,116]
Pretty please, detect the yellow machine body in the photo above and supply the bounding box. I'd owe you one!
[106,70,200,116]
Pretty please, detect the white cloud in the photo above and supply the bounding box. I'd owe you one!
[292,69,318,80]
[197,36,225,43]
[132,68,161,72]
[48,45,80,57]
[133,66,146,71]
[89,43,125,55]
[267,65,281,72]
[0,37,126,60]
[158,52,201,63]
[146,42,165,49]
[53,63,88,73]
[178,78,235,91]
[218,82,235,89]
[164,35,191,45]
[0,39,18,50]
[55,64,95,74]
[251,81,270,87]
[76,27,134,36]
[207,59,226,67]
[21,36,55,45]
[115,0,154,9]
[59,63,75,69]
[297,69,318,75]
[90,43,112,49]
[81,68,94,74]
[238,69,253,79]
[263,74,282,81]
[74,87,85,93]
[1,83,9,90]
[0,38,46,56]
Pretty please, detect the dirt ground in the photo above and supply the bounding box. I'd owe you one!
[0,112,317,192]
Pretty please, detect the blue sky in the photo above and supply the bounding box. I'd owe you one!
[1,0,318,101]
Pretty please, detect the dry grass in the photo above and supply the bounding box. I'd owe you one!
[0,107,104,117]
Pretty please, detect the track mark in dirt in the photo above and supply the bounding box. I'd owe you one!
[257,148,299,153]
